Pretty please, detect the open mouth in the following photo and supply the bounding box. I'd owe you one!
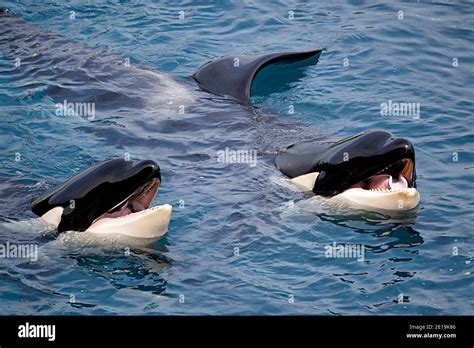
[349,159,414,192]
[92,178,160,224]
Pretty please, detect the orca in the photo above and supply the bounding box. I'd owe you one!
[1,8,420,216]
[276,130,420,211]
[31,158,172,239]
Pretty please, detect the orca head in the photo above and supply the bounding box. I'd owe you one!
[31,158,162,232]
[277,130,420,211]
[311,130,416,196]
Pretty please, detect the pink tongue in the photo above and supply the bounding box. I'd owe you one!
[96,201,146,221]
[132,201,145,212]
[367,174,408,190]
[97,204,132,220]
[367,174,391,189]
[391,175,408,189]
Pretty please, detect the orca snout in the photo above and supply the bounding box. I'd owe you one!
[389,137,415,161]
[133,159,161,182]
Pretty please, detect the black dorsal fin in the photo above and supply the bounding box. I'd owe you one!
[192,49,322,105]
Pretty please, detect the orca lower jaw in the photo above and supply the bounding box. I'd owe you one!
[333,158,419,211]
[91,178,160,226]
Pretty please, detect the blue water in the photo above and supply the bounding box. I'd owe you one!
[0,1,473,315]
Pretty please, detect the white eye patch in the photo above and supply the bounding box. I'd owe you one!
[41,206,64,228]
[290,172,319,191]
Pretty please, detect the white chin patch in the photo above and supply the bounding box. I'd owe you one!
[86,204,173,239]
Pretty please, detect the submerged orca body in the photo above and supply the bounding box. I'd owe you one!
[276,130,420,211]
[31,158,172,239]
[0,8,322,112]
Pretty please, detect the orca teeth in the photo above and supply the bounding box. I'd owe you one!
[368,188,404,193]
[133,178,159,200]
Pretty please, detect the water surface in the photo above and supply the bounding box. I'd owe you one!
[0,0,473,315]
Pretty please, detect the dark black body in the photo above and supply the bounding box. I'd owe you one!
[31,159,160,232]
[276,130,416,196]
